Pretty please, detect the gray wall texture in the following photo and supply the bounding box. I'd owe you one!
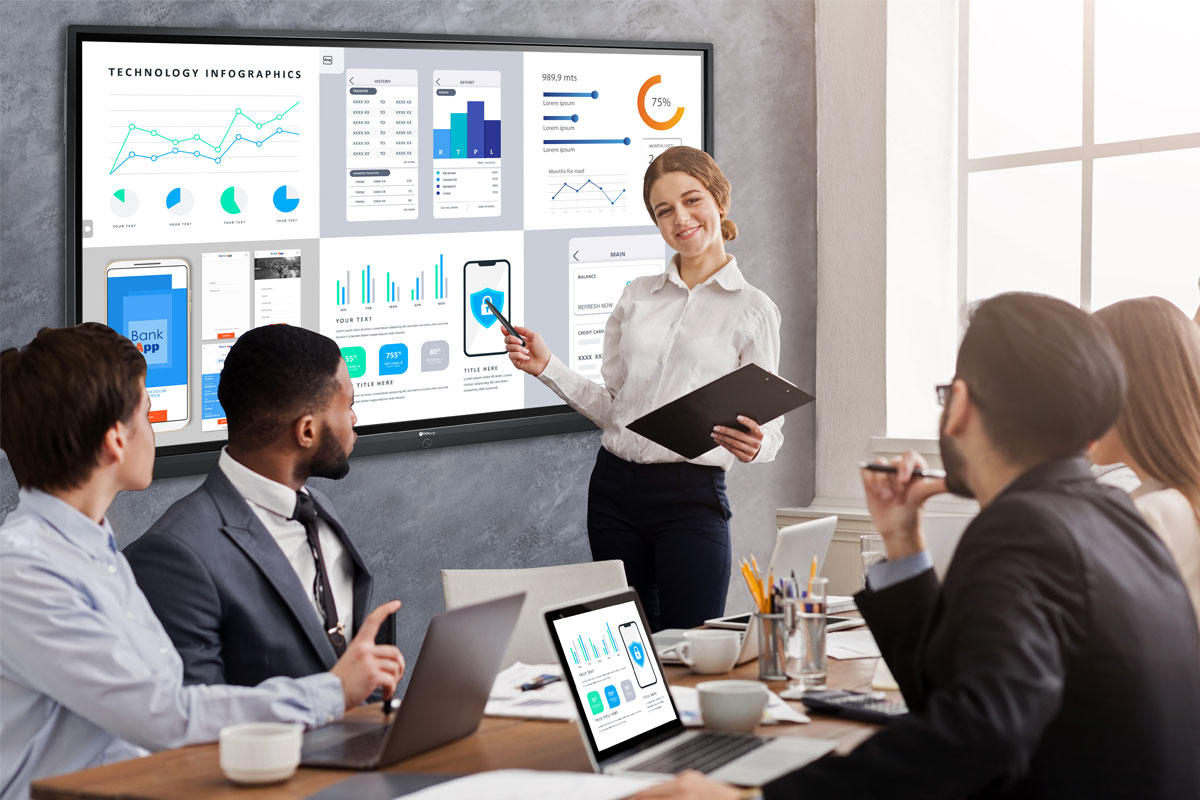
[0,0,816,692]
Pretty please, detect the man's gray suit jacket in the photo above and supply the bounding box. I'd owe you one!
[125,466,393,686]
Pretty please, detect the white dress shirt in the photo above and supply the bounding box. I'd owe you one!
[218,449,355,640]
[0,489,343,800]
[1132,477,1200,642]
[538,255,784,469]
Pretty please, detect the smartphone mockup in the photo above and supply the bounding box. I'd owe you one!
[463,259,511,357]
[619,621,658,689]
[106,259,190,432]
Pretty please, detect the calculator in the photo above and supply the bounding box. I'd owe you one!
[800,690,909,724]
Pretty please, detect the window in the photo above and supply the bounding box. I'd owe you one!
[887,0,1200,440]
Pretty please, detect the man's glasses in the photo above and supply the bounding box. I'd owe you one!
[935,382,952,407]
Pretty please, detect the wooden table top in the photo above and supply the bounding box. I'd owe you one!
[32,656,891,800]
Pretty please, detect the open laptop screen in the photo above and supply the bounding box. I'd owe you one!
[545,589,684,762]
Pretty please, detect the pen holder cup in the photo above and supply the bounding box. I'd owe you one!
[755,612,788,682]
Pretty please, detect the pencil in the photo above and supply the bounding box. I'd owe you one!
[807,554,818,597]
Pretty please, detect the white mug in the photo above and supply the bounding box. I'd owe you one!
[697,680,768,732]
[219,722,303,785]
[677,629,740,674]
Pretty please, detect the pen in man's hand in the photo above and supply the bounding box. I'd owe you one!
[858,462,947,480]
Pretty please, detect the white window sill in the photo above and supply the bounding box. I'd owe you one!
[869,435,940,455]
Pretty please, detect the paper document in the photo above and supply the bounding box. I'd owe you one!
[827,628,882,660]
[827,595,857,614]
[397,769,664,800]
[872,658,900,690]
[485,662,577,720]
[669,686,810,726]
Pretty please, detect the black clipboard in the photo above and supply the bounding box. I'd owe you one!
[625,364,814,459]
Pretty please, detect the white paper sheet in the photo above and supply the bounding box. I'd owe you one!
[395,769,663,800]
[485,662,577,720]
[872,658,900,690]
[669,686,810,726]
[826,628,882,660]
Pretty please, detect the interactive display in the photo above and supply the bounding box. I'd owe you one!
[553,599,677,752]
[68,27,709,463]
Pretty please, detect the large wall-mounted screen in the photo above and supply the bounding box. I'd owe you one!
[67,27,711,469]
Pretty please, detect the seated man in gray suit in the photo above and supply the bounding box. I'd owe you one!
[127,324,398,687]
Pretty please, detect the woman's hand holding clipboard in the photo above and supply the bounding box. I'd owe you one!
[625,365,814,460]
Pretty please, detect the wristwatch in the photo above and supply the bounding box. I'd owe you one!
[738,789,764,800]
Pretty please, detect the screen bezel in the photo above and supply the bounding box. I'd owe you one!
[543,588,685,766]
[65,25,714,477]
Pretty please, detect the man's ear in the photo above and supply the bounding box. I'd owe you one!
[293,414,318,450]
[943,378,973,437]
[97,423,125,468]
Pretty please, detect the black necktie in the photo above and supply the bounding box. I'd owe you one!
[290,491,347,657]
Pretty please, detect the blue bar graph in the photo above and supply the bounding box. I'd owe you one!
[434,104,501,159]
[450,113,468,159]
[433,128,451,158]
[467,101,484,158]
[484,119,501,158]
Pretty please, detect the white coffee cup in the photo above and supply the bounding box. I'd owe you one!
[677,629,740,674]
[697,680,768,732]
[219,722,303,785]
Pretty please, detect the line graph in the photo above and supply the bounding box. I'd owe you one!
[548,175,628,211]
[108,101,300,175]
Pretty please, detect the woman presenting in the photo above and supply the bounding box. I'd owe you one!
[504,146,783,631]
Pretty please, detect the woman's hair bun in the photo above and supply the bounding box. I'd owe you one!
[720,218,738,241]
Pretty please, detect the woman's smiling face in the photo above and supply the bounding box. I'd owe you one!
[648,170,726,259]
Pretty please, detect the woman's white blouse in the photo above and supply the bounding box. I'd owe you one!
[538,255,784,470]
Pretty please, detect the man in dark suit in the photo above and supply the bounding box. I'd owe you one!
[127,325,399,687]
[636,293,1200,800]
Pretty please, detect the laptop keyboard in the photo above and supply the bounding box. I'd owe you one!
[302,724,389,763]
[625,733,768,775]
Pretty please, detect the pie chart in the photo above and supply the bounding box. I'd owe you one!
[110,188,139,217]
[165,187,194,216]
[220,186,248,215]
[272,184,300,213]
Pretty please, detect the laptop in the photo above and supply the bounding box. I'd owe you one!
[544,589,836,786]
[706,516,841,629]
[300,592,524,769]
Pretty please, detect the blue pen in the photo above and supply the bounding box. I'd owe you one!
[520,674,561,691]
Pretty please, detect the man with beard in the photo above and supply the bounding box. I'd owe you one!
[635,293,1200,800]
[127,325,399,687]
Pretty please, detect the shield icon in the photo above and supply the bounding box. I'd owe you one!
[469,288,504,328]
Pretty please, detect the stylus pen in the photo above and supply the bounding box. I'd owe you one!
[486,298,526,347]
[857,462,947,480]
[519,674,562,691]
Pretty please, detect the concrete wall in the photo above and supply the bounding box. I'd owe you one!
[0,0,816,691]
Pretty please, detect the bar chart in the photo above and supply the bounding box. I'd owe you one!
[335,264,380,306]
[401,254,448,302]
[567,622,624,665]
[432,70,502,219]
[432,100,501,159]
[335,255,449,306]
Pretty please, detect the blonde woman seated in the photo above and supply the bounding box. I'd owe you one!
[1091,296,1200,635]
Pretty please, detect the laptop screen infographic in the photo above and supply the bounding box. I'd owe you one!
[552,598,678,752]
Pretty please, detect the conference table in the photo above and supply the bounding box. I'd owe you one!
[31,654,892,800]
